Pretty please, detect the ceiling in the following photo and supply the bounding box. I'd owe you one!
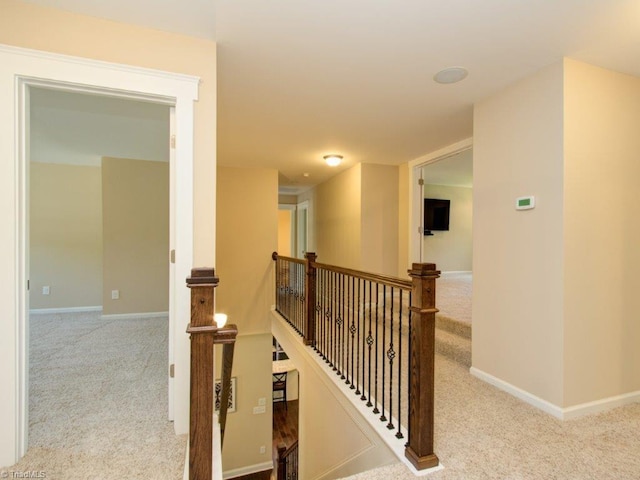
[21,0,640,191]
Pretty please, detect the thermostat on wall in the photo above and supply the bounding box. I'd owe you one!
[515,195,535,210]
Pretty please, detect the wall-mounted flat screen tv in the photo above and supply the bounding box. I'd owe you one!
[423,198,450,235]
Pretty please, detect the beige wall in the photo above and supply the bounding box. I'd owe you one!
[397,163,410,277]
[314,163,400,276]
[215,166,278,474]
[30,163,102,309]
[473,61,565,406]
[216,166,278,335]
[215,333,273,475]
[315,164,362,269]
[422,184,472,272]
[277,209,293,257]
[102,158,169,315]
[361,164,399,276]
[0,0,217,267]
[563,59,640,406]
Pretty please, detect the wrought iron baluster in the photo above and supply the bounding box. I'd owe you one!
[365,280,373,406]
[337,274,345,380]
[387,286,396,431]
[380,285,387,423]
[396,290,404,439]
[348,275,356,389]
[373,284,380,414]
[355,277,362,396]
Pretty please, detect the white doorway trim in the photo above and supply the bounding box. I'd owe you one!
[0,44,199,466]
[407,137,473,264]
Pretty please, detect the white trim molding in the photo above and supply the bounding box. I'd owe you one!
[222,462,274,480]
[101,311,169,320]
[470,367,640,420]
[562,390,640,420]
[30,306,102,314]
[0,42,199,466]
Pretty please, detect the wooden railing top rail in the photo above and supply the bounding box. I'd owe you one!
[272,251,412,290]
[271,252,305,265]
[312,262,412,291]
[277,439,299,458]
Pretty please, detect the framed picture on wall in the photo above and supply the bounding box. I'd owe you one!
[214,377,236,413]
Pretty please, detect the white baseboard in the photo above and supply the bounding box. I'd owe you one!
[563,390,640,419]
[440,270,472,275]
[470,367,640,420]
[30,306,102,314]
[101,311,169,320]
[470,367,565,418]
[223,461,273,479]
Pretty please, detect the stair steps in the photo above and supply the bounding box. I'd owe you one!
[435,315,471,368]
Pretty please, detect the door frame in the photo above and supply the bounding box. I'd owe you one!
[0,44,199,465]
[407,137,473,264]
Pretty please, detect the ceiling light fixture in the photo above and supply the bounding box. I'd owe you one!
[324,154,343,167]
[433,67,469,84]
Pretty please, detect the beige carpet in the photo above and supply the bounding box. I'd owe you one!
[436,272,472,325]
[9,312,186,479]
[340,352,640,480]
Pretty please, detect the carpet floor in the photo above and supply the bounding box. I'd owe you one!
[8,312,186,479]
[436,272,472,325]
[340,351,640,480]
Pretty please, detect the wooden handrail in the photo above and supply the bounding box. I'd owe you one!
[186,267,238,480]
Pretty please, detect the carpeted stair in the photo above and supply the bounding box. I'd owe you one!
[435,314,471,367]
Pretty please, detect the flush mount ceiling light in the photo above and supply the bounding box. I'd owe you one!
[433,67,469,84]
[324,154,343,167]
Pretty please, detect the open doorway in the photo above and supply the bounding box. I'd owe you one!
[25,86,180,472]
[0,46,198,466]
[277,201,309,260]
[410,142,473,366]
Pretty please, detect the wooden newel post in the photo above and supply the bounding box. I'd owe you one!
[186,267,219,480]
[304,251,317,346]
[405,262,440,470]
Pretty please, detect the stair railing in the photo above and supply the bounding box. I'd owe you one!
[277,440,299,480]
[186,267,238,480]
[272,253,439,470]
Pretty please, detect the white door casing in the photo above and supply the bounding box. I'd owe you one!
[0,44,199,466]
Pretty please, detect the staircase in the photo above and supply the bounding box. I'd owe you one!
[435,315,471,367]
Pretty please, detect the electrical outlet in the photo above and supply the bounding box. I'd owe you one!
[259,446,266,454]
[111,290,120,300]
[253,406,266,415]
[258,397,266,406]
[42,286,50,295]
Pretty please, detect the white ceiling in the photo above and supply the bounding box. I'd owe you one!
[21,0,640,190]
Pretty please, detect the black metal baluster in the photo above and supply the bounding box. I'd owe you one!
[338,273,345,380]
[396,290,404,439]
[355,278,362,396]
[387,286,396,430]
[327,272,336,366]
[380,285,387,423]
[373,284,380,415]
[349,276,356,390]
[365,280,373,406]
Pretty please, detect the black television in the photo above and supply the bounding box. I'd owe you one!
[423,198,450,235]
